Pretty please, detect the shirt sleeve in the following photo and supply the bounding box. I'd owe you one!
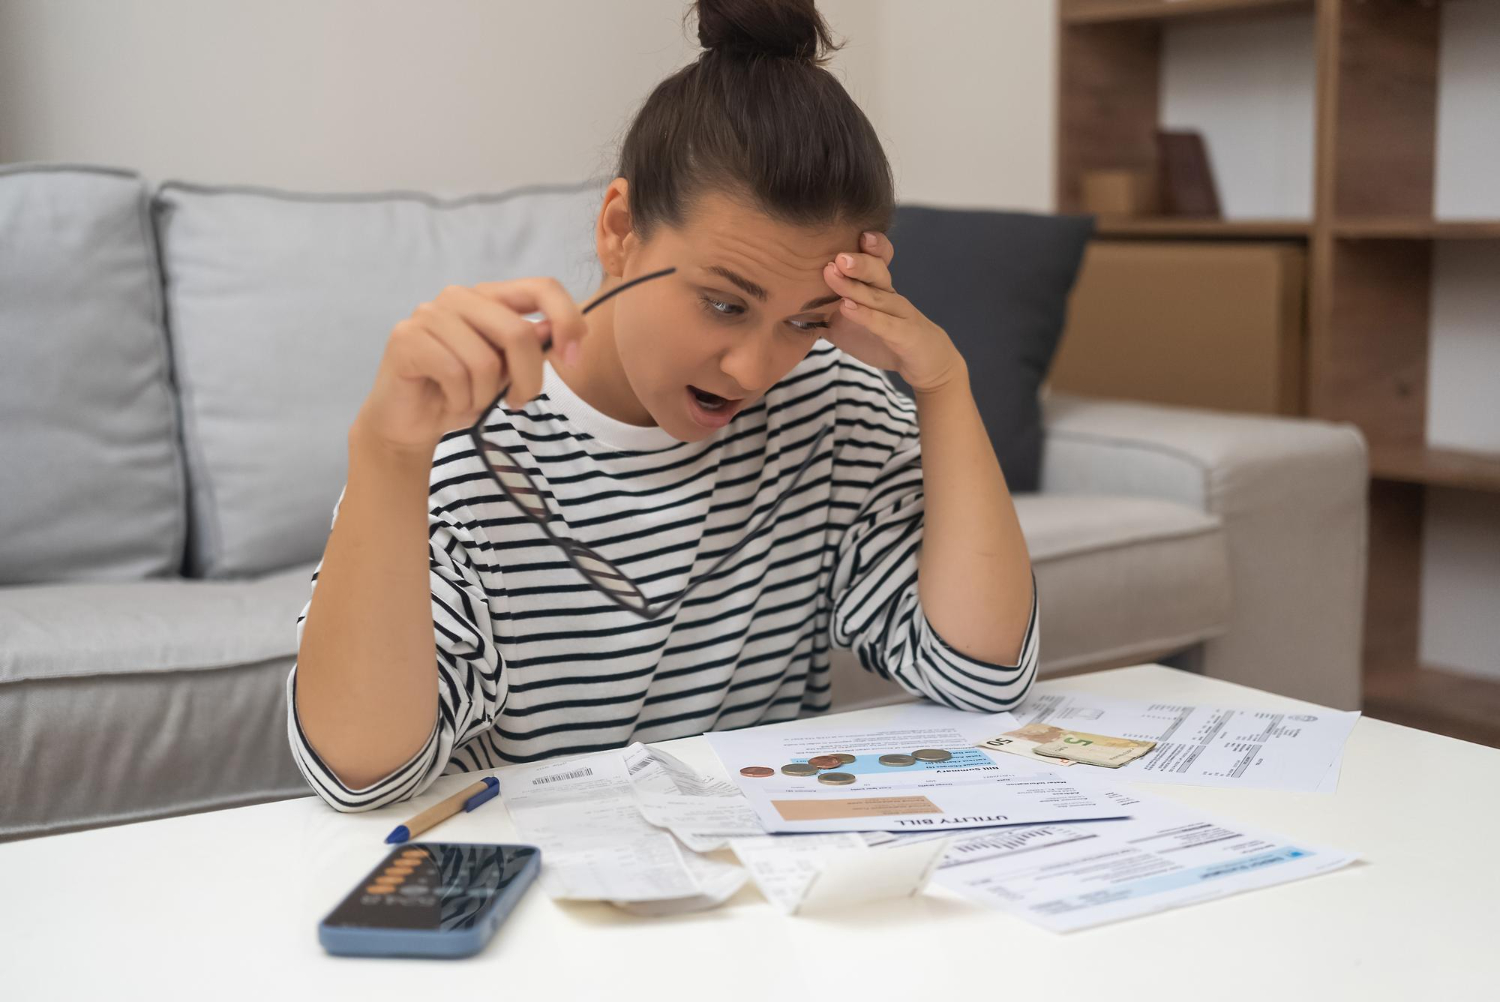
[825,355,1039,712]
[286,443,508,812]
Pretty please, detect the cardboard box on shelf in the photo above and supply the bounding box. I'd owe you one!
[1049,240,1306,416]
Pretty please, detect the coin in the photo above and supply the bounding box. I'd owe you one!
[807,755,843,770]
[878,753,917,767]
[817,772,856,786]
[912,748,953,762]
[832,753,857,765]
[781,762,819,777]
[740,766,775,778]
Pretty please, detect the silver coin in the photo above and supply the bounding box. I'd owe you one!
[878,753,917,767]
[912,748,952,762]
[781,762,819,777]
[831,753,857,765]
[817,772,856,785]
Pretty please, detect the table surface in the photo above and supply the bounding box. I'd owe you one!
[5,664,1497,999]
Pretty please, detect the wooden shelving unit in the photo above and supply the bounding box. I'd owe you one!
[1333,218,1500,240]
[1064,0,1312,27]
[1094,217,1312,238]
[1057,0,1500,746]
[1368,444,1500,495]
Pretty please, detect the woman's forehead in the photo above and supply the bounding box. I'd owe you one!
[674,191,855,255]
[668,202,855,292]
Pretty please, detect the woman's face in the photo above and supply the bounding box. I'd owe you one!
[601,183,863,442]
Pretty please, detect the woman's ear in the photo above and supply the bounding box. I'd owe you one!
[596,178,635,278]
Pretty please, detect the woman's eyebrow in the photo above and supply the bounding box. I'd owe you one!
[703,265,843,311]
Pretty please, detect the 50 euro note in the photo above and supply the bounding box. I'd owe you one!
[979,723,1156,769]
[1035,730,1156,768]
[977,723,1078,766]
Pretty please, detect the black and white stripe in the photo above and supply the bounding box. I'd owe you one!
[286,345,1039,812]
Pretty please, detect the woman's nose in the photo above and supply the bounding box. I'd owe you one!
[717,337,776,396]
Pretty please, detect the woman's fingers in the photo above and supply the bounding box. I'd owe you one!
[830,249,894,293]
[471,277,589,363]
[413,304,498,416]
[860,229,895,267]
[495,317,545,408]
[824,260,907,318]
[429,283,546,408]
[394,318,476,416]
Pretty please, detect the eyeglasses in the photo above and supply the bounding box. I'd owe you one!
[467,267,833,620]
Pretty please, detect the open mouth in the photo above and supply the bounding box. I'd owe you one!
[688,385,740,412]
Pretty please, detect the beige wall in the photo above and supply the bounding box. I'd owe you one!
[0,0,1057,210]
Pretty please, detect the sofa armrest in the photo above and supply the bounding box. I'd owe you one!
[1039,391,1368,709]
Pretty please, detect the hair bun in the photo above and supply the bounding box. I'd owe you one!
[693,0,836,65]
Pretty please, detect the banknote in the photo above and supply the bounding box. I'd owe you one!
[977,723,1077,766]
[1033,730,1156,768]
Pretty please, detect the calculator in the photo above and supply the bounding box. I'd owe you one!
[318,842,541,959]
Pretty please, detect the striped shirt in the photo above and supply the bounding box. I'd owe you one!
[286,344,1039,812]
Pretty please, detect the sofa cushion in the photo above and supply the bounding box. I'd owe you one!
[0,562,318,840]
[151,177,608,579]
[886,205,1095,492]
[0,164,186,585]
[1016,492,1231,670]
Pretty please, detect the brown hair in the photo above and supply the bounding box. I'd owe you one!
[612,0,895,245]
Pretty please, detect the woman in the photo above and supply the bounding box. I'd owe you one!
[290,0,1037,811]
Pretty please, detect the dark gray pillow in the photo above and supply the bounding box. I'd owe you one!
[886,205,1095,492]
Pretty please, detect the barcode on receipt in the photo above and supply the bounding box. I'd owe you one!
[532,767,594,785]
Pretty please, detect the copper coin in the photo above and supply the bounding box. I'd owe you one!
[781,763,819,777]
[831,753,857,765]
[879,753,917,767]
[739,766,775,778]
[912,748,953,762]
[817,772,856,786]
[807,755,843,770]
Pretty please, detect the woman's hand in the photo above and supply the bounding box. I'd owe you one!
[352,277,588,457]
[820,230,967,394]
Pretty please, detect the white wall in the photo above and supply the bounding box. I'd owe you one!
[1419,0,1500,681]
[1434,0,1500,221]
[863,0,1056,211]
[0,0,1056,209]
[1160,12,1316,219]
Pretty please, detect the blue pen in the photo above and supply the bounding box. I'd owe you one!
[384,776,500,844]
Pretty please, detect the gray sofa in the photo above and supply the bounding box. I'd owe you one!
[0,164,1369,842]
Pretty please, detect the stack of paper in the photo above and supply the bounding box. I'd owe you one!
[493,737,960,915]
[702,702,1130,833]
[486,691,1361,928]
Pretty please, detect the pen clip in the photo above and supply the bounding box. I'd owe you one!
[463,776,500,812]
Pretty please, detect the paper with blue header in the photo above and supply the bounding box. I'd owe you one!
[704,702,1129,834]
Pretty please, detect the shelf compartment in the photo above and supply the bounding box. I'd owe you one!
[1370,444,1500,494]
[1063,0,1311,26]
[1334,218,1500,240]
[1094,217,1311,238]
[1364,661,1500,750]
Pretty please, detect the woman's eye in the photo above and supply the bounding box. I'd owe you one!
[699,296,829,334]
[699,296,741,319]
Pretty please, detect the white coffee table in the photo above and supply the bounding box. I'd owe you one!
[5,664,1496,999]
